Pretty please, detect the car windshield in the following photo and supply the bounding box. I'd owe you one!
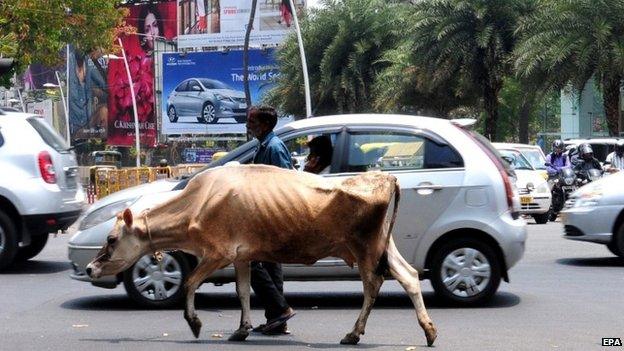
[519,149,546,170]
[200,79,232,90]
[498,149,534,170]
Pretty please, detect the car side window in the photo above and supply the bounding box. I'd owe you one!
[175,81,188,92]
[283,132,338,172]
[345,132,463,172]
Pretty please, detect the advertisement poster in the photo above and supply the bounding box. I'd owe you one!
[106,1,177,147]
[177,0,305,48]
[161,48,291,135]
[183,148,216,163]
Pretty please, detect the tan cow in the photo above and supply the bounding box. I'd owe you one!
[86,164,437,346]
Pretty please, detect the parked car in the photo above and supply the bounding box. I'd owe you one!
[561,172,624,257]
[493,142,548,180]
[0,111,84,270]
[564,138,620,164]
[166,78,247,125]
[495,147,552,224]
[68,114,527,307]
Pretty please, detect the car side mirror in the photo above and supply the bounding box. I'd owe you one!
[544,162,552,167]
[191,85,202,92]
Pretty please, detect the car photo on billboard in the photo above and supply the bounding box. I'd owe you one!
[166,78,247,125]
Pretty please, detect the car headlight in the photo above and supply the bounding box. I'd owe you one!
[214,93,230,101]
[79,198,139,231]
[563,177,574,185]
[535,182,550,194]
[574,188,603,208]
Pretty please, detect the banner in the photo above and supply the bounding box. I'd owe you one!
[161,48,291,134]
[177,0,305,48]
[106,1,177,147]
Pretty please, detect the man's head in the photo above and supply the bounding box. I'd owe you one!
[86,208,147,279]
[552,139,564,155]
[304,136,333,174]
[246,106,278,139]
[579,143,594,162]
[616,140,624,156]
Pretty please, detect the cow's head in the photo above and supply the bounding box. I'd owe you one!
[86,208,147,279]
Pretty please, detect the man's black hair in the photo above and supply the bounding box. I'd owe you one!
[249,106,278,130]
[308,135,333,168]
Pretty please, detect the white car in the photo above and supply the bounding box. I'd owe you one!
[493,142,549,179]
[495,146,552,224]
[68,114,527,307]
[561,172,624,256]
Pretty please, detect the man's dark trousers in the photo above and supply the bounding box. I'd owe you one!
[250,261,289,320]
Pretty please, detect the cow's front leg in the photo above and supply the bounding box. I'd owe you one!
[228,261,252,341]
[184,259,225,338]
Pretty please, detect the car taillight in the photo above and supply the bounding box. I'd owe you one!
[38,151,57,184]
[454,125,515,214]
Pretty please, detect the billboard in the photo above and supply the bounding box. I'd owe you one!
[177,0,305,48]
[106,1,177,147]
[161,48,290,135]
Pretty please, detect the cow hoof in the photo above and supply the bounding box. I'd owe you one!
[228,328,250,342]
[425,324,437,347]
[340,333,360,345]
[186,316,202,338]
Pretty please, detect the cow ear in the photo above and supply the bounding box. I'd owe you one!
[122,208,133,228]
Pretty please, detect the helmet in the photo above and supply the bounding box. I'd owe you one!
[616,140,624,155]
[159,158,168,167]
[579,143,593,161]
[552,139,564,153]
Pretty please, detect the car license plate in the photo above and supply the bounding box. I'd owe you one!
[520,196,532,205]
[239,103,247,109]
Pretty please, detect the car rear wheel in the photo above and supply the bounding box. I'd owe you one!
[14,234,49,262]
[0,211,18,270]
[123,251,189,308]
[167,105,178,123]
[532,212,549,224]
[201,103,218,124]
[608,223,624,258]
[234,116,247,124]
[430,238,501,305]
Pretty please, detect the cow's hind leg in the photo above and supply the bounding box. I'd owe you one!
[228,261,252,341]
[387,237,437,346]
[341,257,384,345]
[184,259,226,338]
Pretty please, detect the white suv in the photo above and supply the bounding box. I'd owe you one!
[0,111,84,270]
[69,114,526,307]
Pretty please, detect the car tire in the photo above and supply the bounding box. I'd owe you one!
[201,102,218,124]
[608,223,624,258]
[532,212,549,224]
[0,211,18,270]
[14,234,49,262]
[430,238,501,306]
[167,105,178,123]
[234,116,247,124]
[123,251,190,308]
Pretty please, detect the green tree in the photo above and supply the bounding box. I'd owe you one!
[0,0,126,82]
[514,0,624,137]
[409,0,532,140]
[265,0,407,117]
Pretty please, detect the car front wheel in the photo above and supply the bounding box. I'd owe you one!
[167,105,178,123]
[201,103,218,124]
[608,223,624,258]
[123,252,190,308]
[430,238,501,305]
[532,212,550,224]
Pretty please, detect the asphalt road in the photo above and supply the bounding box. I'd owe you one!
[1,221,623,351]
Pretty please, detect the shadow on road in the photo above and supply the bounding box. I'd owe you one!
[0,260,69,275]
[61,290,519,312]
[556,256,624,267]
[80,337,409,349]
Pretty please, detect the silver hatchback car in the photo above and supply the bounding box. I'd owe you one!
[166,78,247,125]
[68,114,526,307]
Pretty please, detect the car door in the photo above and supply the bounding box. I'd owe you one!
[186,79,204,116]
[334,127,466,266]
[172,80,190,116]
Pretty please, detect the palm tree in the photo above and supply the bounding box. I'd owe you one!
[409,0,532,140]
[515,0,624,137]
[265,0,407,117]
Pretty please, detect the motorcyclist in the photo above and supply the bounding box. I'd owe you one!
[605,140,624,173]
[546,140,570,176]
[573,143,602,179]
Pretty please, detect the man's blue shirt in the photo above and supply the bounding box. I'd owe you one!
[253,131,292,169]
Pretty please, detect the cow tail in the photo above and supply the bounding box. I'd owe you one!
[375,179,401,276]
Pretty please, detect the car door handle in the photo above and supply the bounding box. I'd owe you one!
[413,185,445,190]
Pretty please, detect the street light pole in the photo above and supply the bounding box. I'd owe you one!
[117,37,141,168]
[288,0,312,118]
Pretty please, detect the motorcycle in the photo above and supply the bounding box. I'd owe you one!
[577,168,603,184]
[548,167,578,221]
